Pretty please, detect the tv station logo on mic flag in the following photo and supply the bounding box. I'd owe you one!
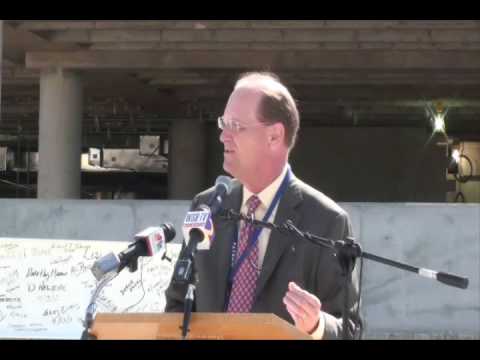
[134,226,167,257]
[182,209,215,250]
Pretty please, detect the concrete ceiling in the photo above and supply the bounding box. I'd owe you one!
[2,20,480,138]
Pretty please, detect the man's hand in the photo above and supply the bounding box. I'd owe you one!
[283,282,322,335]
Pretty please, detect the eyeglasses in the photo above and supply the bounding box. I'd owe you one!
[217,116,265,133]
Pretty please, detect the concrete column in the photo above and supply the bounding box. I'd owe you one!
[168,118,207,199]
[38,69,83,199]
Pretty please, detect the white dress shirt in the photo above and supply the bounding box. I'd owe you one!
[240,164,288,268]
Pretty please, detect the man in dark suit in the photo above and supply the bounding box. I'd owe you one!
[166,72,362,339]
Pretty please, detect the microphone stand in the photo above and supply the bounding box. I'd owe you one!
[182,281,196,339]
[174,232,201,339]
[221,209,469,340]
[81,253,140,340]
[80,272,118,340]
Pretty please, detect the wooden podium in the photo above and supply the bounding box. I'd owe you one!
[90,313,312,340]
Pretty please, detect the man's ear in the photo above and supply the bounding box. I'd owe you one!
[267,123,285,147]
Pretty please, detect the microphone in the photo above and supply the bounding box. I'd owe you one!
[182,206,215,251]
[173,176,232,283]
[91,223,176,281]
[182,175,232,252]
[206,175,232,216]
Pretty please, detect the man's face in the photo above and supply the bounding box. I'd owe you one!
[219,88,270,182]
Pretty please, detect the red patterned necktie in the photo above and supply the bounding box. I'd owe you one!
[227,195,262,313]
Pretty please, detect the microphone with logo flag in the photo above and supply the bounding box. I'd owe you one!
[174,176,232,339]
[173,176,231,284]
[91,223,176,281]
[82,223,176,339]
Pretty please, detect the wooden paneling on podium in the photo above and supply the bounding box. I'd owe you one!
[90,313,312,340]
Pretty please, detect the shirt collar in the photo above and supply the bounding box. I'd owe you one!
[242,164,289,211]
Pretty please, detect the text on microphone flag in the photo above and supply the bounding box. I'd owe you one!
[185,212,210,224]
[182,209,215,250]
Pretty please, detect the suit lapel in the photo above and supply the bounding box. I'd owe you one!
[254,177,303,298]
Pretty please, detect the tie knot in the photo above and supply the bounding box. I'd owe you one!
[246,195,261,216]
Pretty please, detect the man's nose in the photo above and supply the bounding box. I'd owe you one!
[219,128,232,143]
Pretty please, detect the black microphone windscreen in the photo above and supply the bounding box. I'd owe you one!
[161,223,176,242]
[215,175,232,195]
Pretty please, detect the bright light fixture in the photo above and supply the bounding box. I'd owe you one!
[433,114,445,133]
[426,101,448,134]
[451,149,460,164]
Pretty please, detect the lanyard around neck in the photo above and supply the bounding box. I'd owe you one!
[228,166,292,283]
